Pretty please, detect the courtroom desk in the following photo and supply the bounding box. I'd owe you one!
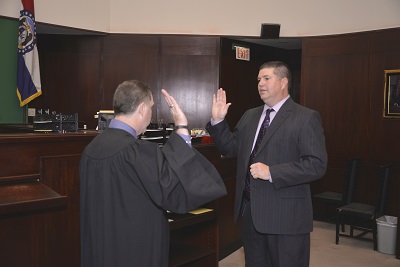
[169,210,218,267]
[0,123,34,133]
[0,131,98,267]
[193,145,242,259]
[0,132,240,267]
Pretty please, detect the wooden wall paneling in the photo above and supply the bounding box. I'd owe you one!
[369,28,400,53]
[301,35,376,208]
[301,35,370,160]
[161,36,219,56]
[101,52,159,103]
[35,35,103,130]
[33,34,224,130]
[101,35,160,124]
[302,29,400,259]
[368,29,400,162]
[100,35,221,129]
[102,34,159,54]
[301,36,371,206]
[160,54,218,129]
[160,36,220,129]
[368,28,400,258]
[301,33,370,58]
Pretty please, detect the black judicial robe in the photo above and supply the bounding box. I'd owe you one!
[79,129,226,267]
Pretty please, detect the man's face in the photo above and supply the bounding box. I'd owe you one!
[257,67,287,107]
[144,96,154,127]
[138,95,154,135]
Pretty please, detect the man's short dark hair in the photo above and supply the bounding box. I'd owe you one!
[259,61,292,90]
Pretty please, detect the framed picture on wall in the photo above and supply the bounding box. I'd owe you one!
[383,69,400,118]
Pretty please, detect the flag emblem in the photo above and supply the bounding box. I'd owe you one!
[17,0,42,107]
[18,11,36,54]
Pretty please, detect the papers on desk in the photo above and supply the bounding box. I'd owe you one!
[167,208,213,223]
[188,208,213,215]
[145,128,173,131]
[140,136,164,140]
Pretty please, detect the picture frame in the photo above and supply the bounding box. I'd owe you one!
[383,69,400,118]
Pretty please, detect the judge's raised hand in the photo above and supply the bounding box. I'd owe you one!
[161,89,189,135]
[212,88,232,123]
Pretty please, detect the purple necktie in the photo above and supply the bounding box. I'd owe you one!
[244,108,274,199]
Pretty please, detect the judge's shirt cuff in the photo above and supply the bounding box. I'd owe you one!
[178,133,192,148]
[210,118,224,126]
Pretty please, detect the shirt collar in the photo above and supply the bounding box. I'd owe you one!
[264,95,290,113]
[108,119,137,138]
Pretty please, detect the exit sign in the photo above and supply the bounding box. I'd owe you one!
[235,46,250,61]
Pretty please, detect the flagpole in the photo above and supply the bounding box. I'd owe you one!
[23,105,27,124]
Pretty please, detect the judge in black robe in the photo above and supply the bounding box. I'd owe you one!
[80,80,226,267]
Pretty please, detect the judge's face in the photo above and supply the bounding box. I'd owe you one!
[144,96,154,127]
[257,67,288,107]
[137,96,154,135]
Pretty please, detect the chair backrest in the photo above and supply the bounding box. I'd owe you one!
[341,158,361,204]
[374,163,392,218]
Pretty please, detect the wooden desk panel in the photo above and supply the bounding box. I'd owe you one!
[0,180,66,215]
[0,133,239,266]
[169,211,218,267]
[194,145,241,259]
[0,132,96,267]
[0,132,96,180]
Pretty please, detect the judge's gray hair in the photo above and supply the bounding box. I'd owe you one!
[113,80,153,115]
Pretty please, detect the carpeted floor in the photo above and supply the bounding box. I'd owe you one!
[219,220,399,266]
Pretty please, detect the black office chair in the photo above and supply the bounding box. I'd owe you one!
[313,158,360,222]
[335,163,392,250]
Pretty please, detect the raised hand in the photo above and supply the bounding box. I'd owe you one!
[161,89,189,135]
[212,88,231,123]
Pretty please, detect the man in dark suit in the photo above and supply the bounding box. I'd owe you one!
[206,61,327,266]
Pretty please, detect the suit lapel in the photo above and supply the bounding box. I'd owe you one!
[255,98,294,154]
[243,106,264,167]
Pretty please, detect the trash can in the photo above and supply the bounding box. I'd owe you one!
[376,215,397,255]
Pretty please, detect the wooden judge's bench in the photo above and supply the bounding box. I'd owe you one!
[0,129,240,267]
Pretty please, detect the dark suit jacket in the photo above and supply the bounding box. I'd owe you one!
[206,97,327,235]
